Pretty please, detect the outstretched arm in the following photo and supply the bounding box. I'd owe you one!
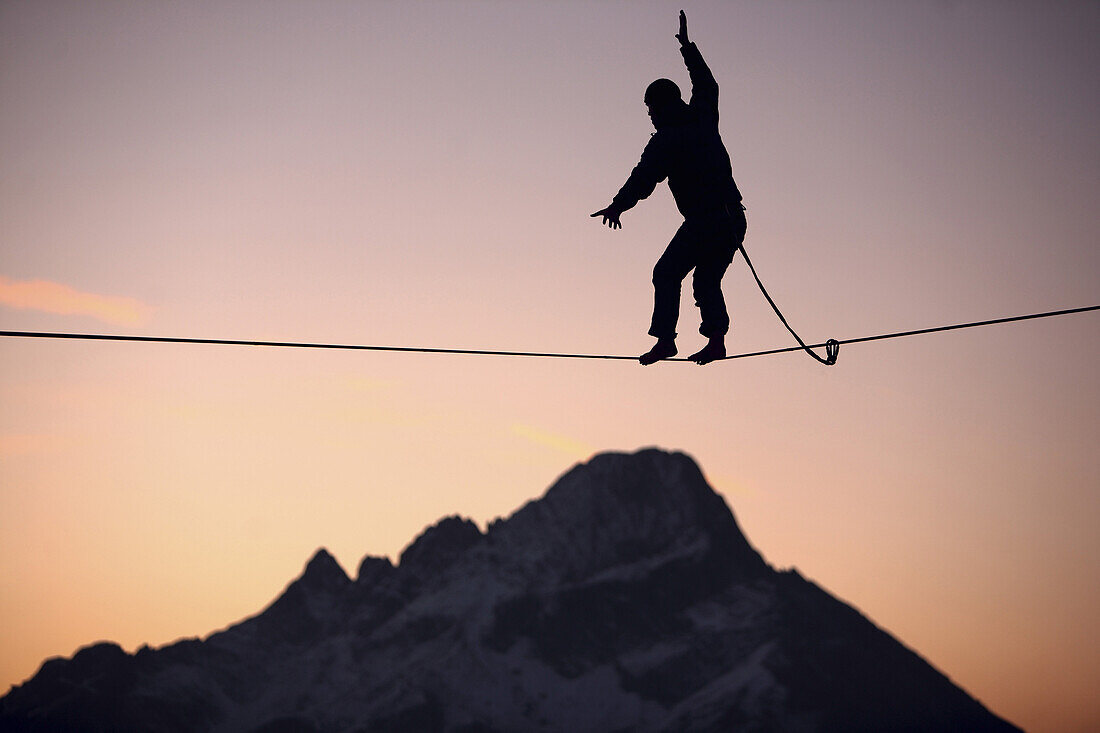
[591,137,668,230]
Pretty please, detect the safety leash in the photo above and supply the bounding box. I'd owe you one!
[737,243,839,366]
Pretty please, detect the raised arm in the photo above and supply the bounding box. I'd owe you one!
[676,10,718,117]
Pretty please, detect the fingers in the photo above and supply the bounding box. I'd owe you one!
[591,208,621,228]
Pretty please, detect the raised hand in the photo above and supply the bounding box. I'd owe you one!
[675,10,689,46]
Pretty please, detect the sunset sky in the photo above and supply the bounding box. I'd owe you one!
[1,1,1097,731]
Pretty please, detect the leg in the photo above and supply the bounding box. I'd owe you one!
[642,223,698,365]
[687,256,731,365]
[689,212,746,365]
[693,258,733,339]
[648,223,699,340]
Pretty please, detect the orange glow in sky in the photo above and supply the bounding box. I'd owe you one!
[0,276,152,326]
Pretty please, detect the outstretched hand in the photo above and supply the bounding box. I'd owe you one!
[591,206,622,230]
[675,9,689,46]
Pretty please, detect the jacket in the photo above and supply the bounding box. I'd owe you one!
[611,42,742,221]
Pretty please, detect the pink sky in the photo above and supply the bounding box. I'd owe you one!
[1,2,1098,731]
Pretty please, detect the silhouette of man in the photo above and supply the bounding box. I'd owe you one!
[592,10,745,365]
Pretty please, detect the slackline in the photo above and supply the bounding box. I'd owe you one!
[1,304,1096,362]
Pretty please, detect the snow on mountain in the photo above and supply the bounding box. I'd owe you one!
[0,448,1022,732]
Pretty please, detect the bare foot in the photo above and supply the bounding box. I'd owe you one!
[689,340,725,365]
[639,339,677,365]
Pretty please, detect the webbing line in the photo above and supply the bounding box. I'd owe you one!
[1,305,1096,362]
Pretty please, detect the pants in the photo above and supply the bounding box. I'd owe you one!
[649,207,747,340]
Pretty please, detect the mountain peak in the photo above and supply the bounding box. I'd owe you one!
[398,515,483,578]
[300,547,350,591]
[356,554,395,585]
[486,448,765,583]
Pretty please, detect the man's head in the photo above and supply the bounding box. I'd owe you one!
[644,78,684,129]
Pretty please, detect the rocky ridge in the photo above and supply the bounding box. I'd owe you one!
[0,449,1021,732]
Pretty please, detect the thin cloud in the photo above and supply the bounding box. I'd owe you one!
[510,424,592,459]
[0,276,153,326]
